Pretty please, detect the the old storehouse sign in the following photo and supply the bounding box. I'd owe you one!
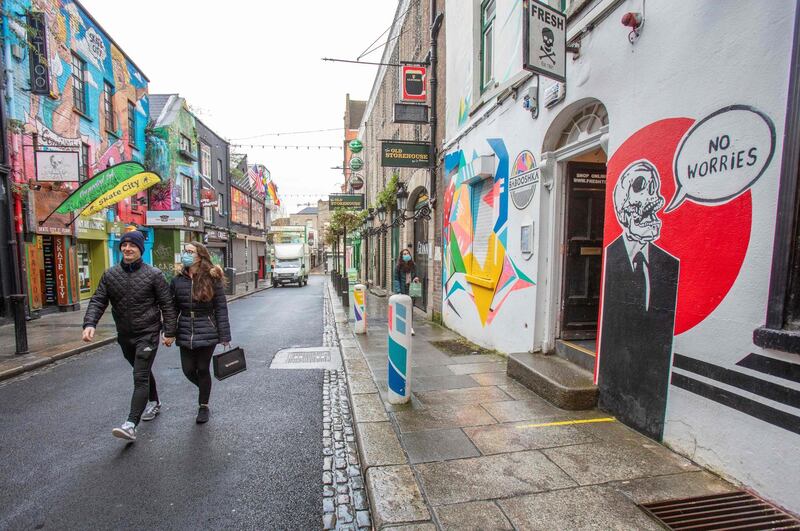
[381,141,431,168]
[330,193,365,210]
[523,0,566,82]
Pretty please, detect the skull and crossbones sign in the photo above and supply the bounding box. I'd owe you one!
[539,27,556,64]
[613,160,665,243]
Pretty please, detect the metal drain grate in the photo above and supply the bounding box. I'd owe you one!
[270,347,342,371]
[640,491,800,530]
[287,350,331,363]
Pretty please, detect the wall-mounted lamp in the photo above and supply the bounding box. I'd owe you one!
[621,11,644,43]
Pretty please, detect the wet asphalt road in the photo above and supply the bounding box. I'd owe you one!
[0,276,325,530]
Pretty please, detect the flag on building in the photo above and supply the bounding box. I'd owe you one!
[267,180,281,206]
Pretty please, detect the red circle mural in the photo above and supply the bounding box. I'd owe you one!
[604,118,751,335]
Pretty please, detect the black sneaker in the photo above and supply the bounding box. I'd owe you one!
[196,406,210,424]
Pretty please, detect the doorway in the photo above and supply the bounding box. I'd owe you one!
[560,162,606,340]
[412,190,429,311]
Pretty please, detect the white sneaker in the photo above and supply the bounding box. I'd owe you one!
[112,422,136,441]
[412,328,416,336]
[141,402,161,421]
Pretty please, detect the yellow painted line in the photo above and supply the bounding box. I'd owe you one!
[515,417,616,429]
[560,340,597,357]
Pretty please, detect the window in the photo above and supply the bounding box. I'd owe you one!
[79,143,90,182]
[203,205,214,223]
[217,192,225,216]
[181,174,193,205]
[480,0,495,91]
[200,142,211,176]
[217,159,223,182]
[179,134,191,152]
[71,53,87,114]
[127,101,136,145]
[103,82,115,132]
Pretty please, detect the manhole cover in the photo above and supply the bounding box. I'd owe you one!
[270,347,341,370]
[639,491,800,530]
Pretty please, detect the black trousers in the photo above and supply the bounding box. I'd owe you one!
[118,332,160,425]
[180,345,215,405]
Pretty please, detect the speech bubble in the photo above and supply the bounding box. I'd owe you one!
[665,105,775,212]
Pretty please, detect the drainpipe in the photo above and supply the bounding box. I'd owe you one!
[429,6,444,207]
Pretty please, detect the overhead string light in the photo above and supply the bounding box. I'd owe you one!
[231,144,343,150]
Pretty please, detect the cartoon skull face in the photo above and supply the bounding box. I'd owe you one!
[613,160,665,243]
[542,28,554,51]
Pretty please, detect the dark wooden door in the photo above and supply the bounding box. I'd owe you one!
[561,162,606,339]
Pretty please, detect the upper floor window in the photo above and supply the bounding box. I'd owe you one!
[103,82,115,133]
[71,53,87,115]
[127,101,136,146]
[200,142,211,176]
[217,159,224,182]
[480,0,496,91]
[79,143,90,182]
[217,192,225,216]
[203,204,214,224]
[181,174,193,205]
[179,134,191,152]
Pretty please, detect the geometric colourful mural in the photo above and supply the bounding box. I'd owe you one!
[443,138,534,327]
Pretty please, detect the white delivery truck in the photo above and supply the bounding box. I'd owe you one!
[270,225,310,287]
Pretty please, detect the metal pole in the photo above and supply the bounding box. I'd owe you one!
[429,6,444,207]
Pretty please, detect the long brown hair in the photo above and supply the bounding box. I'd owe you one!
[396,248,415,273]
[184,242,225,302]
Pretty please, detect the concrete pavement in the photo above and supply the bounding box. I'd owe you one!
[327,280,738,530]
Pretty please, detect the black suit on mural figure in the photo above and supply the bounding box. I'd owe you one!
[598,160,679,441]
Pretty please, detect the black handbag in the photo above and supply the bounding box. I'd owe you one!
[212,345,247,380]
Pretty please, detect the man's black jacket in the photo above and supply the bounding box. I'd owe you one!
[83,261,177,338]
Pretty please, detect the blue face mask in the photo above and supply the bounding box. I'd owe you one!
[402,254,412,262]
[181,252,196,267]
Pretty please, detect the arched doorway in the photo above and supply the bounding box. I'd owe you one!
[411,188,430,311]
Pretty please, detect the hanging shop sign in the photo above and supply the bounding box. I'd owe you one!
[36,151,80,182]
[205,229,229,242]
[400,65,427,102]
[329,193,365,210]
[393,103,429,124]
[146,210,184,226]
[81,172,160,217]
[381,141,431,168]
[348,139,363,153]
[31,188,73,235]
[523,0,567,83]
[349,157,364,171]
[27,12,51,95]
[200,188,218,207]
[349,175,365,191]
[50,161,146,216]
[185,214,205,232]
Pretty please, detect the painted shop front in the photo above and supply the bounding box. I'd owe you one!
[444,0,799,512]
[76,215,108,300]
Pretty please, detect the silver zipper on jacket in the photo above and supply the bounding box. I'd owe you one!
[190,277,194,350]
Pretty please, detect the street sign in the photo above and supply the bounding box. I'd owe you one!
[381,141,431,168]
[523,0,566,82]
[400,65,427,102]
[394,103,429,124]
[330,193,365,210]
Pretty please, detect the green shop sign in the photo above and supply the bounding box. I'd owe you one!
[329,193,365,210]
[381,141,431,168]
[54,162,147,214]
[348,139,363,153]
[349,157,364,171]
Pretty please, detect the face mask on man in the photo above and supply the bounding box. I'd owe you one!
[402,254,412,262]
[181,252,196,267]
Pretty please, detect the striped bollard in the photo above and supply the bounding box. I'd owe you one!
[353,284,367,334]
[387,294,413,404]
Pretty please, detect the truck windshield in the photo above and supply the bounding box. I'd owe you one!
[277,259,301,268]
[273,233,303,244]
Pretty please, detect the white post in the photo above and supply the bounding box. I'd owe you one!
[387,293,413,404]
[353,283,367,334]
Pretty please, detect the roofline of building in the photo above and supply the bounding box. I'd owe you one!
[73,0,150,82]
[192,113,230,147]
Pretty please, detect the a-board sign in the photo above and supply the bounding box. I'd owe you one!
[330,193,365,210]
[523,0,566,82]
[381,141,431,168]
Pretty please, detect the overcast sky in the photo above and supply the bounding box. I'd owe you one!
[80,0,398,215]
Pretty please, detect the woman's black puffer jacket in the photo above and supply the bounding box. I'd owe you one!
[170,266,231,349]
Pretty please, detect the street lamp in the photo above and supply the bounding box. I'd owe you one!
[376,204,386,224]
[396,181,409,213]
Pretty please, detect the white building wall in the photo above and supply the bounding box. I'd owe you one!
[443,0,799,512]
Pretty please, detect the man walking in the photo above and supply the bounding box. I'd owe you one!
[82,230,177,442]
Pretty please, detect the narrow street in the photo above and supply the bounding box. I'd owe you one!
[0,278,326,530]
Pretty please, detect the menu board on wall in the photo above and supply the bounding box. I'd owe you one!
[231,187,250,226]
[42,237,56,304]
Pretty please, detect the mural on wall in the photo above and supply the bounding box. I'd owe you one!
[146,100,198,211]
[597,105,777,441]
[442,139,535,331]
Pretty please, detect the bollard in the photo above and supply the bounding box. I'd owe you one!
[387,294,413,404]
[353,284,367,334]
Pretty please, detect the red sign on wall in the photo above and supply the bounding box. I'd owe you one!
[54,236,68,306]
[400,65,427,102]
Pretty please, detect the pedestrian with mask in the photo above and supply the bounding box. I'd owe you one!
[170,242,231,423]
[82,230,177,442]
[395,248,419,335]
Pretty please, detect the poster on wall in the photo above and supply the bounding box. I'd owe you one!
[35,151,79,182]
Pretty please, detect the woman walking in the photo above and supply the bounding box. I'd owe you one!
[395,248,419,335]
[169,242,231,423]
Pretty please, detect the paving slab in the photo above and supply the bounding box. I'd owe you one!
[382,523,437,531]
[352,393,389,423]
[412,374,482,392]
[542,439,698,486]
[464,421,596,455]
[480,398,565,423]
[357,421,406,469]
[434,501,514,530]
[342,346,363,360]
[348,373,379,395]
[393,404,497,433]
[366,465,431,528]
[443,354,507,365]
[414,386,513,407]
[414,451,577,505]
[469,372,517,386]
[497,381,542,401]
[498,485,662,530]
[611,470,737,504]
[447,362,506,375]
[400,428,481,464]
